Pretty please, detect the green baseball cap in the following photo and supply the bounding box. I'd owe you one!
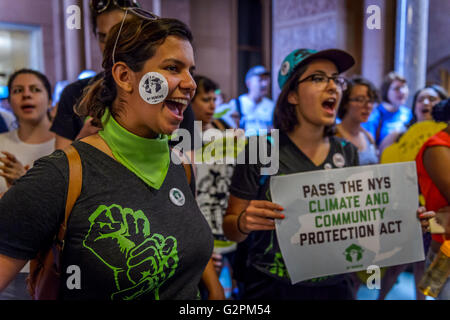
[277,48,355,89]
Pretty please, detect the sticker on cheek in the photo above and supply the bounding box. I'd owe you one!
[139,72,169,105]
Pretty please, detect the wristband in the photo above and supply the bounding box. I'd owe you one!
[237,210,250,235]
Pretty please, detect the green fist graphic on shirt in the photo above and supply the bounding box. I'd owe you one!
[83,204,179,300]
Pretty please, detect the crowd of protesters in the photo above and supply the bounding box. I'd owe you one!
[0,0,448,301]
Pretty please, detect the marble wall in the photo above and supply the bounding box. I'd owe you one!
[361,0,396,88]
[189,0,237,101]
[271,0,362,97]
[271,0,450,95]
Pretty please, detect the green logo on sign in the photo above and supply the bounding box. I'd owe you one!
[344,244,364,263]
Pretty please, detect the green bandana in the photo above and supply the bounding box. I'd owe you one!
[98,110,170,190]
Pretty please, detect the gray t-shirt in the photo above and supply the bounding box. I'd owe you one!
[0,141,213,300]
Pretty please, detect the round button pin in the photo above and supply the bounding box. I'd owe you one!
[169,188,185,206]
[280,61,290,76]
[324,163,332,170]
[139,72,169,105]
[332,153,346,168]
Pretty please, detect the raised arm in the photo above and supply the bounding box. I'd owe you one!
[436,206,450,238]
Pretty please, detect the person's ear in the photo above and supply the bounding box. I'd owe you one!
[287,90,299,105]
[112,62,134,94]
[245,78,251,90]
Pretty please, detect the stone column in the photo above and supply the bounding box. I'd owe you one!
[63,0,86,81]
[361,0,396,88]
[152,0,161,16]
[394,0,429,106]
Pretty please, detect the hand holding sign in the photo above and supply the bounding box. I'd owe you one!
[239,200,284,234]
[417,206,436,233]
[270,162,425,284]
[435,206,450,238]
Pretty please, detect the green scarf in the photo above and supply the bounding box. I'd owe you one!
[98,110,170,190]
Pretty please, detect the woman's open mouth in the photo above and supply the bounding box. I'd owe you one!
[322,98,337,115]
[20,104,36,113]
[164,98,188,121]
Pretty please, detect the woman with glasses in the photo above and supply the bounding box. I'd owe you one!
[223,48,361,299]
[379,85,448,155]
[361,72,411,147]
[0,11,224,300]
[336,77,380,165]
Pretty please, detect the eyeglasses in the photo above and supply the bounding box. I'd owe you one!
[90,0,140,14]
[349,97,376,105]
[390,84,408,92]
[112,8,159,65]
[297,74,347,91]
[417,95,440,104]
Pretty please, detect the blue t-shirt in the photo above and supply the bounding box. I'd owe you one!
[358,130,378,165]
[361,103,412,146]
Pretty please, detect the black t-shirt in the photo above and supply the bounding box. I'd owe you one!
[50,77,95,140]
[0,141,213,300]
[229,131,359,289]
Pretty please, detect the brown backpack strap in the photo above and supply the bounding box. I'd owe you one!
[26,145,83,299]
[182,163,192,185]
[56,145,82,250]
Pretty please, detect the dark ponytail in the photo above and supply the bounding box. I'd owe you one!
[77,68,118,128]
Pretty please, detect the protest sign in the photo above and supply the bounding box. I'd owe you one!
[380,120,447,164]
[270,162,424,284]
